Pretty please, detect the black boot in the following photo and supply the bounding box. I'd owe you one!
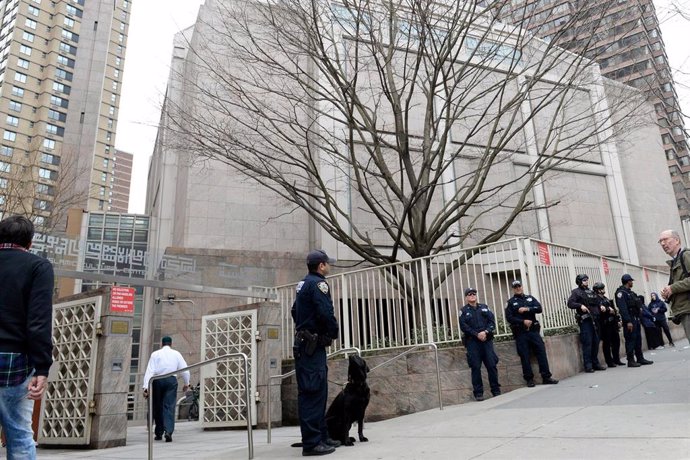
[627,354,641,368]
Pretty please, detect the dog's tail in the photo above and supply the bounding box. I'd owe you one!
[291,442,303,448]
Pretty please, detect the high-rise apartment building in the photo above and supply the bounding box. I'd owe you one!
[505,0,690,217]
[0,0,131,228]
[111,148,132,212]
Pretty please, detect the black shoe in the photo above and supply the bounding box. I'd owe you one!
[492,390,501,397]
[670,342,675,347]
[638,358,653,365]
[303,443,335,456]
[594,365,607,371]
[164,432,172,443]
[324,438,341,448]
[154,435,162,441]
[585,368,595,373]
[526,379,536,388]
[542,377,559,384]
[628,361,641,368]
[607,363,617,368]
[474,394,484,401]
[614,361,625,366]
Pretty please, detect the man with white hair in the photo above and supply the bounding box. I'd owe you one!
[658,229,690,341]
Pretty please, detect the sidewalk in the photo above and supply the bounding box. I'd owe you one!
[18,339,690,460]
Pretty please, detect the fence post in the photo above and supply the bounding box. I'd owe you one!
[340,274,351,350]
[420,258,435,344]
[521,239,541,301]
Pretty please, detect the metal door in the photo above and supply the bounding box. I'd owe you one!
[200,310,257,428]
[39,296,102,445]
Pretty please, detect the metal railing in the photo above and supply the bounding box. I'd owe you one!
[274,238,670,359]
[147,353,253,460]
[266,347,361,444]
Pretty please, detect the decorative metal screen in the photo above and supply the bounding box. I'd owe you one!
[39,296,102,445]
[200,310,257,428]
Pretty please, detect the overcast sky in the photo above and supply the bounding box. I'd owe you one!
[116,0,690,214]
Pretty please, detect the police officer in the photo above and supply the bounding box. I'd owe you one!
[291,250,340,456]
[505,280,559,387]
[567,274,606,373]
[459,288,501,401]
[594,282,625,367]
[614,274,653,368]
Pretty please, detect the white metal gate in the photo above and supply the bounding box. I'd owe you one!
[39,296,102,445]
[200,310,257,428]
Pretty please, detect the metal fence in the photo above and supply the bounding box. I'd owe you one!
[275,238,669,359]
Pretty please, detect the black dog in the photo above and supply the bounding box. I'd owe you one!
[325,354,370,446]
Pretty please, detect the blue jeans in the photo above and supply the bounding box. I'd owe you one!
[0,376,35,460]
[152,376,178,436]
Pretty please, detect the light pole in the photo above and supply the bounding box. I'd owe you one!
[155,294,197,354]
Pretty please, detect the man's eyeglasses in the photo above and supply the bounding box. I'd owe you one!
[466,293,477,296]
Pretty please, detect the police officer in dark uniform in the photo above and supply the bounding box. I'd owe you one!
[614,274,653,368]
[594,282,625,367]
[567,274,606,372]
[291,250,340,456]
[505,280,559,387]
[459,288,501,401]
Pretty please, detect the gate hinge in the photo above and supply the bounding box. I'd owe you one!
[254,330,262,342]
[89,400,97,415]
[95,322,103,337]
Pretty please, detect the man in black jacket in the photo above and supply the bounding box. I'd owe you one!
[505,280,558,387]
[615,274,653,367]
[0,215,54,459]
[568,274,607,373]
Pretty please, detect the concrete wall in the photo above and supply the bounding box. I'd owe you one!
[280,324,685,424]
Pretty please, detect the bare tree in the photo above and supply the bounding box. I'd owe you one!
[164,0,648,266]
[0,138,89,234]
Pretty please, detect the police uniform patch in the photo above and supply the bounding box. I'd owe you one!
[317,281,329,294]
[616,292,623,298]
[296,281,304,292]
[527,297,533,302]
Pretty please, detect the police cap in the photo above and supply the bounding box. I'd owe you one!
[464,288,478,296]
[621,274,634,284]
[307,249,336,266]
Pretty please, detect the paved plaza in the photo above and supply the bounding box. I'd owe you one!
[10,338,690,460]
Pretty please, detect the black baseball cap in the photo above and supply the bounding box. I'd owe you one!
[464,288,477,296]
[512,280,522,288]
[307,249,336,265]
[621,274,634,283]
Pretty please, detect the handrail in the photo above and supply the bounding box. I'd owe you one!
[147,353,253,460]
[368,343,443,411]
[266,347,361,444]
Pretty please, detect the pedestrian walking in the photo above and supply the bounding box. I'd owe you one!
[459,288,501,401]
[568,274,606,372]
[615,274,653,367]
[0,215,54,460]
[658,230,690,341]
[291,250,340,457]
[142,336,190,442]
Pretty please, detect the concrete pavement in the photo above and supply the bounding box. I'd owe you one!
[19,338,690,459]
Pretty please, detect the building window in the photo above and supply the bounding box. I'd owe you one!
[108,106,115,116]
[11,87,24,98]
[36,183,54,195]
[56,55,75,67]
[101,172,107,182]
[47,109,66,122]
[0,161,10,173]
[22,31,34,42]
[54,68,73,81]
[115,57,121,67]
[41,152,59,165]
[14,72,27,83]
[45,124,63,136]
[38,168,57,180]
[59,42,77,55]
[63,17,74,28]
[25,19,37,30]
[5,116,18,127]
[0,146,13,157]
[61,29,79,43]
[27,5,40,16]
[103,158,109,168]
[52,82,71,96]
[19,45,32,56]
[43,138,55,150]
[50,95,69,108]
[3,131,16,142]
[16,58,29,69]
[0,178,7,188]
[8,101,21,112]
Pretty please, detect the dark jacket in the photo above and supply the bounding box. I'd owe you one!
[291,272,339,341]
[598,294,620,326]
[648,294,668,323]
[505,293,542,334]
[567,286,600,320]
[614,285,641,324]
[0,248,54,376]
[459,303,496,342]
[640,305,656,328]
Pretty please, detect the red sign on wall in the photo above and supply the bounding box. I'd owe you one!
[644,268,649,282]
[110,286,135,313]
[602,259,610,274]
[537,242,551,266]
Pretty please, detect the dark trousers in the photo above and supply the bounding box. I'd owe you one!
[657,320,674,345]
[152,376,178,436]
[623,317,644,360]
[515,331,552,381]
[600,322,621,365]
[465,338,500,396]
[295,347,328,451]
[579,320,601,370]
